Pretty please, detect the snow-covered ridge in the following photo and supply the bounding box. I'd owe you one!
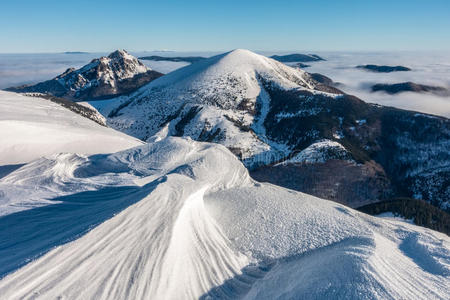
[0,137,448,299]
[0,91,142,166]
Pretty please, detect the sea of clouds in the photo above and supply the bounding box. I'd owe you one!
[0,50,449,117]
[302,51,450,117]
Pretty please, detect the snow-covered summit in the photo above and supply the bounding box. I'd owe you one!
[6,50,162,101]
[89,49,149,81]
[132,48,316,109]
[104,49,330,165]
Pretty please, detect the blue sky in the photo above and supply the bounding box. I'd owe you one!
[1,0,449,53]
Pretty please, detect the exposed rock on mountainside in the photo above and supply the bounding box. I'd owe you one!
[371,82,449,96]
[255,85,450,210]
[6,50,163,101]
[357,64,411,72]
[102,49,450,211]
[308,73,334,85]
[270,53,325,62]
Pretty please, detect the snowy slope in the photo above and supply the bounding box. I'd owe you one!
[0,137,448,299]
[0,91,142,165]
[101,49,450,210]
[103,49,331,165]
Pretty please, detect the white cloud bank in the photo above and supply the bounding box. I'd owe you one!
[302,51,450,117]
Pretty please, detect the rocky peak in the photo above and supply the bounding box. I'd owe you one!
[107,49,129,59]
[5,50,163,100]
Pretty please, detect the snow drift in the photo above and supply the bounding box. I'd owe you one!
[0,137,448,299]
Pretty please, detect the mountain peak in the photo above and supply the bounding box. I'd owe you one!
[146,48,315,96]
[6,51,162,101]
[224,48,259,58]
[210,49,273,69]
[107,49,132,60]
[105,49,324,164]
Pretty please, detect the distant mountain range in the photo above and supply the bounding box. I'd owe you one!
[99,49,449,211]
[63,51,90,54]
[270,53,325,62]
[371,82,449,96]
[138,55,206,63]
[138,53,326,64]
[357,64,411,73]
[6,50,163,101]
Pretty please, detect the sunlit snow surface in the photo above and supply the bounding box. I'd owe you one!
[0,91,142,166]
[0,137,448,299]
[0,91,142,215]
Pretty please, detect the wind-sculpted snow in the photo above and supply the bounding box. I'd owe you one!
[0,137,449,299]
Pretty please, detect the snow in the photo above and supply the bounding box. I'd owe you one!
[48,50,151,97]
[141,60,190,74]
[105,49,334,166]
[0,136,448,299]
[376,212,415,224]
[0,91,142,166]
[333,130,344,139]
[280,139,352,164]
[356,119,367,125]
[101,49,149,80]
[275,107,322,122]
